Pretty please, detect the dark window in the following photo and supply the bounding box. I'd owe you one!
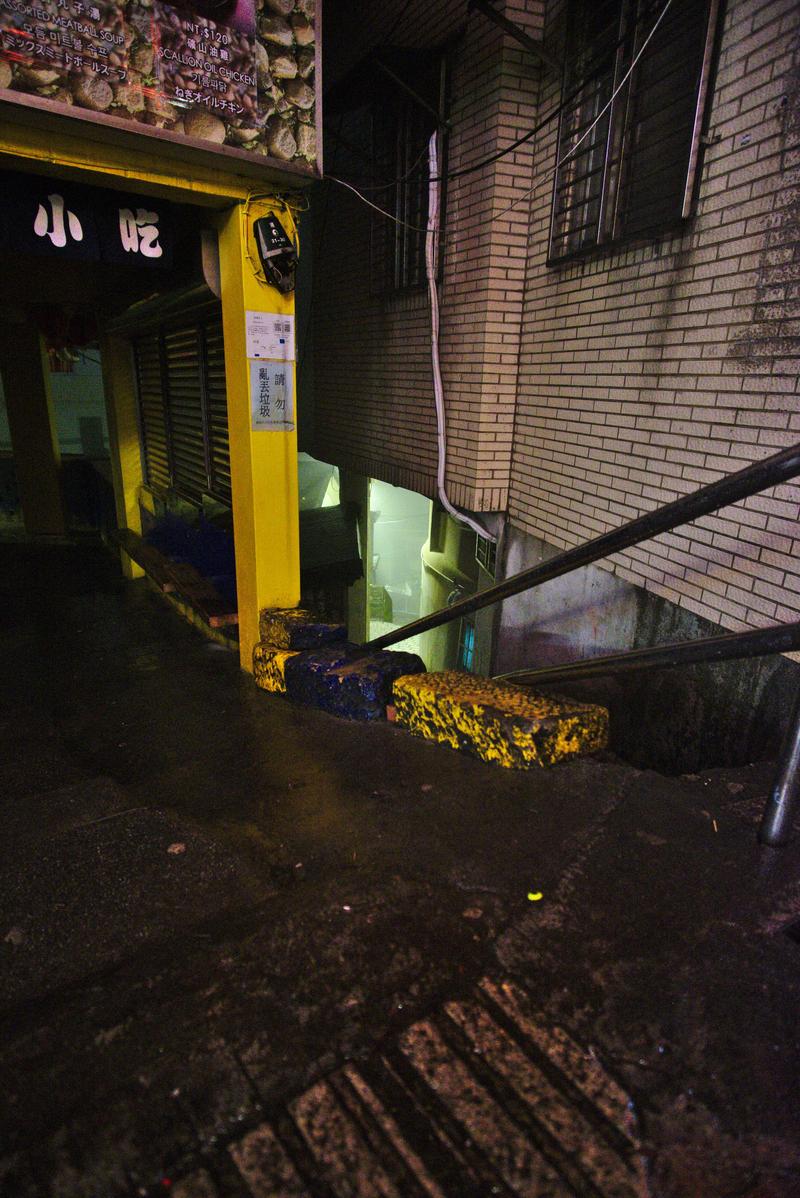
[457,618,476,672]
[371,50,446,293]
[549,0,720,263]
[475,532,497,577]
[133,313,232,506]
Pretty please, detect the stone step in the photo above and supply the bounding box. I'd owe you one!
[393,670,608,768]
[259,607,347,650]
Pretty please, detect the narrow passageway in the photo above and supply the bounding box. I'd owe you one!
[1,544,799,1197]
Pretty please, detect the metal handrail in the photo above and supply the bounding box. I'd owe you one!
[496,619,800,847]
[362,442,800,844]
[364,442,800,651]
[496,620,800,687]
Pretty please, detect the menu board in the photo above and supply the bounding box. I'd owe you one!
[0,0,317,168]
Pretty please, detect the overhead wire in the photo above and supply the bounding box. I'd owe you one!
[488,0,675,227]
[432,0,665,183]
[305,0,675,532]
[351,140,432,194]
[323,173,429,233]
[323,0,665,199]
[378,0,417,53]
[325,0,674,237]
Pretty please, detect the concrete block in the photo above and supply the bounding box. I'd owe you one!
[284,645,426,720]
[259,607,347,650]
[253,642,299,694]
[393,671,608,768]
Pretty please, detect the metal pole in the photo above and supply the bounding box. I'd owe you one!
[759,688,800,847]
[364,442,800,650]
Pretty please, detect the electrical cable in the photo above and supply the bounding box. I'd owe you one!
[425,131,497,544]
[431,0,667,183]
[329,2,675,541]
[380,0,416,51]
[325,0,666,197]
[350,139,432,194]
[556,0,673,171]
[323,173,429,233]
[329,0,675,239]
[488,0,675,227]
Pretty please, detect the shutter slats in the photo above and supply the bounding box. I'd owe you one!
[135,333,171,492]
[133,311,232,507]
[204,319,232,503]
[164,326,207,503]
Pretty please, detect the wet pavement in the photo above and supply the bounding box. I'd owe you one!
[1,542,799,1197]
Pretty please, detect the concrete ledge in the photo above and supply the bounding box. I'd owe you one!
[259,608,347,650]
[253,643,299,694]
[393,671,609,768]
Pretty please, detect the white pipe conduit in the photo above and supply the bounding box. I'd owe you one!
[426,132,497,544]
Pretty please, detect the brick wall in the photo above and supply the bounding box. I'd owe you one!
[312,0,546,510]
[509,0,800,632]
[313,0,799,633]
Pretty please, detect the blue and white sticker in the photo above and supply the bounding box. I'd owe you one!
[246,310,295,361]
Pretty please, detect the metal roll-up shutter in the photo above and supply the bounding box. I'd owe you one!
[129,293,232,508]
[203,319,232,505]
[163,326,207,503]
[135,332,171,492]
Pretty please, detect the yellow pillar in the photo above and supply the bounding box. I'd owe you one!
[218,199,300,672]
[0,317,66,537]
[101,333,144,579]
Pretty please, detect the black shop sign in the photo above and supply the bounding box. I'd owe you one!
[0,174,173,266]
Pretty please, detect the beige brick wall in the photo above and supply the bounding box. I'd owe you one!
[509,0,800,633]
[312,0,545,510]
[313,0,799,633]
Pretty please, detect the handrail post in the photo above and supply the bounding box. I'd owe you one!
[759,688,800,847]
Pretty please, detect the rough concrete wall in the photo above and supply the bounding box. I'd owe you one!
[509,0,800,634]
[311,0,545,510]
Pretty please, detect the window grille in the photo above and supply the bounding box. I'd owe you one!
[475,533,497,577]
[370,51,447,293]
[549,0,720,263]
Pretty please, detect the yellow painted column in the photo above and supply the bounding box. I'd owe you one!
[217,199,300,672]
[0,316,66,537]
[100,333,144,579]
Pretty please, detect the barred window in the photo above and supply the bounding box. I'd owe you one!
[549,0,720,263]
[371,50,447,293]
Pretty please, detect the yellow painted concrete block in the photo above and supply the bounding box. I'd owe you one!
[253,642,299,694]
[259,607,346,650]
[393,671,608,769]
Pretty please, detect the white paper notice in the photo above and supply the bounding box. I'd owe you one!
[250,360,294,431]
[246,311,295,361]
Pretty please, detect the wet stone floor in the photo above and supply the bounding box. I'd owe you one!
[1,543,799,1198]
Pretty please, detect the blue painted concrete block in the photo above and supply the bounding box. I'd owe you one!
[284,645,426,720]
